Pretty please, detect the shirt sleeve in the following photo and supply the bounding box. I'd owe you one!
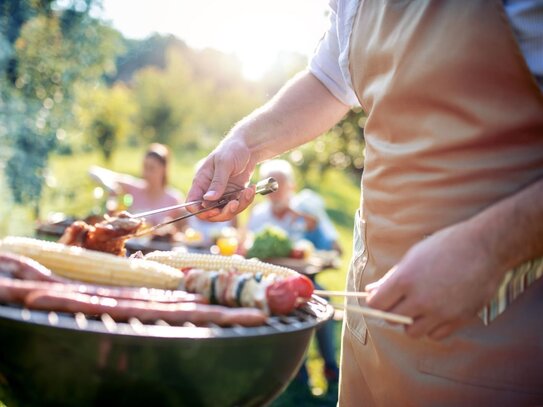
[318,212,339,241]
[247,205,264,233]
[308,0,359,106]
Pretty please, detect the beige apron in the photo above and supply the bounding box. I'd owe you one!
[339,1,543,405]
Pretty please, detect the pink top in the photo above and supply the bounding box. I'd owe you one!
[122,181,184,225]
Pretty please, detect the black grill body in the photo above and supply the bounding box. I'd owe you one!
[0,298,332,407]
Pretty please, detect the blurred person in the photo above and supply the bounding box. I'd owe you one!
[89,143,187,231]
[247,159,340,398]
[247,159,317,241]
[292,189,342,255]
[188,1,543,405]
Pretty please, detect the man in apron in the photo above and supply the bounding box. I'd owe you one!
[187,1,543,405]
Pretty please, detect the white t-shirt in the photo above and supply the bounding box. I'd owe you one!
[247,201,308,242]
[309,0,543,107]
[247,190,339,246]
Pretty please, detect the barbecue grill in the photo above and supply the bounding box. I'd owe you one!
[0,295,333,407]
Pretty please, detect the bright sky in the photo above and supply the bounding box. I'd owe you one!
[99,0,330,80]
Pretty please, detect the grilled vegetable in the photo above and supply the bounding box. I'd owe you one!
[0,237,184,289]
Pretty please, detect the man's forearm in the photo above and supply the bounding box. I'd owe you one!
[227,70,350,164]
[466,176,543,272]
[186,70,350,218]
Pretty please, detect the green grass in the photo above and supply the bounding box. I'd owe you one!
[1,147,362,405]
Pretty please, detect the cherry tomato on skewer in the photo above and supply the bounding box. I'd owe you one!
[266,279,298,315]
[289,274,314,299]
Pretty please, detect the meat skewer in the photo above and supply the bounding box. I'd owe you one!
[183,268,314,315]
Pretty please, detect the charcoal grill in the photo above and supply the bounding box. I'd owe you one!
[0,295,333,407]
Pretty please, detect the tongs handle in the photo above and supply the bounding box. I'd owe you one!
[254,177,279,196]
[131,177,278,219]
[127,177,278,239]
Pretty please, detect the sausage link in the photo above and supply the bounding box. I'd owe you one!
[0,253,66,282]
[25,291,267,327]
[0,276,204,304]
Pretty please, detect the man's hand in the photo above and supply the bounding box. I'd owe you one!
[365,221,508,340]
[186,70,350,222]
[186,138,256,222]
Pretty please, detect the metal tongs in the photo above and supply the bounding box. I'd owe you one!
[125,177,279,239]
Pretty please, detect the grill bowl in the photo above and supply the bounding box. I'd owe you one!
[0,297,333,407]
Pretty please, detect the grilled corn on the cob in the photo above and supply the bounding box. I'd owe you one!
[145,251,297,279]
[0,237,184,289]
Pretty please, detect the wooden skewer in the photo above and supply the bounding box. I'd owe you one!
[313,291,412,324]
[332,303,413,325]
[314,289,370,299]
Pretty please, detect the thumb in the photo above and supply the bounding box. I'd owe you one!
[203,157,233,201]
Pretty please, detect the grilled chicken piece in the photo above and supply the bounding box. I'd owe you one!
[59,212,143,256]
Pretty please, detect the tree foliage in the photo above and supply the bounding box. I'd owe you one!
[75,84,136,161]
[132,46,264,151]
[0,0,122,206]
[0,3,366,213]
[288,107,366,184]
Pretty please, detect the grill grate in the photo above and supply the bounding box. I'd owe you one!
[0,295,332,339]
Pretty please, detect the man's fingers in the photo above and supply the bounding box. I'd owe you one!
[195,208,221,220]
[204,204,239,222]
[186,179,206,201]
[203,188,255,222]
[186,160,215,211]
[366,289,404,311]
[365,266,398,293]
[366,268,406,311]
[238,186,255,211]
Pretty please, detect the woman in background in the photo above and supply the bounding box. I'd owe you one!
[89,143,186,230]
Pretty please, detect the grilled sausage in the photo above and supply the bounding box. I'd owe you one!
[0,253,66,282]
[25,290,267,327]
[0,277,34,303]
[0,276,205,305]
